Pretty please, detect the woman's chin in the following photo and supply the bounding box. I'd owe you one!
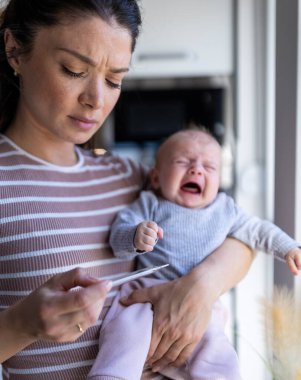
[70,131,97,146]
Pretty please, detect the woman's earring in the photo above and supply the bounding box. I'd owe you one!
[13,71,18,76]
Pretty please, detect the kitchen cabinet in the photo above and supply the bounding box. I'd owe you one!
[129,0,234,78]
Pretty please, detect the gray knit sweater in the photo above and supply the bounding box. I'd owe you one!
[110,190,299,280]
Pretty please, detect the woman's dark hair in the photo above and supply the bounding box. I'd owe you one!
[0,0,142,132]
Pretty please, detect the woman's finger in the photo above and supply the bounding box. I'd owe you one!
[150,337,196,371]
[120,285,153,306]
[47,267,103,292]
[56,280,111,314]
[45,269,112,315]
[13,269,112,342]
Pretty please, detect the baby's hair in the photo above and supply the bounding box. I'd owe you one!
[185,123,220,145]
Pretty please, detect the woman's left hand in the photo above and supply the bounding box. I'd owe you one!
[120,274,212,372]
[121,238,254,372]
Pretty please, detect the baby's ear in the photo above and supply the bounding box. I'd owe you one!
[149,167,160,190]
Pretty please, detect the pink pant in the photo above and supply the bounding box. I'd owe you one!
[87,278,241,380]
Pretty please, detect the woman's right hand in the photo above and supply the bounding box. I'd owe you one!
[0,268,111,362]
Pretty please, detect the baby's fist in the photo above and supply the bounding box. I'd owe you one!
[134,221,163,253]
[285,247,301,275]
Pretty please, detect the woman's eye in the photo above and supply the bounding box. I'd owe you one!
[62,66,85,78]
[106,79,122,90]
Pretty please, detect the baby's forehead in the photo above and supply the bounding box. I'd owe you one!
[160,131,220,156]
[155,132,221,169]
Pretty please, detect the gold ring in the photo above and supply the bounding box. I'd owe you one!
[76,323,84,333]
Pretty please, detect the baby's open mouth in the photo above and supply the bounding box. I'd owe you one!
[181,182,202,194]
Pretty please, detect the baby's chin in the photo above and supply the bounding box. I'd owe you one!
[170,195,209,209]
[178,201,207,209]
[175,190,213,209]
[156,189,212,209]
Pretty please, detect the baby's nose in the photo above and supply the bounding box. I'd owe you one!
[188,165,203,175]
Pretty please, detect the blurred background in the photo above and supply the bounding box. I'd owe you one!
[96,1,301,379]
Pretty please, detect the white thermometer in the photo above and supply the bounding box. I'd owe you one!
[111,264,169,287]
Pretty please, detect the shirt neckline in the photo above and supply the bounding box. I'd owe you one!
[0,133,84,171]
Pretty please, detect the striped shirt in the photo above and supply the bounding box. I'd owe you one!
[0,134,164,379]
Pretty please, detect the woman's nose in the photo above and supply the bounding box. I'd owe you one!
[79,80,105,109]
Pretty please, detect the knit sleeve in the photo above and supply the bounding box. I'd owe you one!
[228,201,300,260]
[109,191,157,259]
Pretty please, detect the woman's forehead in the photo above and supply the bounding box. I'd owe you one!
[31,16,132,67]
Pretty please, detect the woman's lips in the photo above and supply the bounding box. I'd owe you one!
[69,116,98,130]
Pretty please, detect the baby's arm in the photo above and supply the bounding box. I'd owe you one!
[134,221,163,252]
[226,194,301,270]
[285,247,301,275]
[109,191,160,258]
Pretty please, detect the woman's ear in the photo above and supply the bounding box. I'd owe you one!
[149,167,160,190]
[4,29,21,75]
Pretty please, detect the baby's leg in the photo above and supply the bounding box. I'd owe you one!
[160,302,241,380]
[87,280,154,380]
[186,302,241,380]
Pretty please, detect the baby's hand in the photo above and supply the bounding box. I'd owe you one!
[134,221,163,252]
[285,247,301,275]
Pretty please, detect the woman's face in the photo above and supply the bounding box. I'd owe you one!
[8,15,132,146]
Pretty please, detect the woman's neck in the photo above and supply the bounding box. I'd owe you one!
[5,126,78,167]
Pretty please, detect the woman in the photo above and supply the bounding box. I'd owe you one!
[0,1,254,379]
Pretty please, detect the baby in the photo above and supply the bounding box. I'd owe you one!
[88,128,301,380]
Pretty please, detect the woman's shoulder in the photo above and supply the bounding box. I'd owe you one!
[0,133,28,166]
[80,148,144,170]
[0,133,15,155]
[78,148,148,186]
[80,148,145,170]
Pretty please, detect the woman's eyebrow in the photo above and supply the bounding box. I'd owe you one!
[56,47,129,73]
